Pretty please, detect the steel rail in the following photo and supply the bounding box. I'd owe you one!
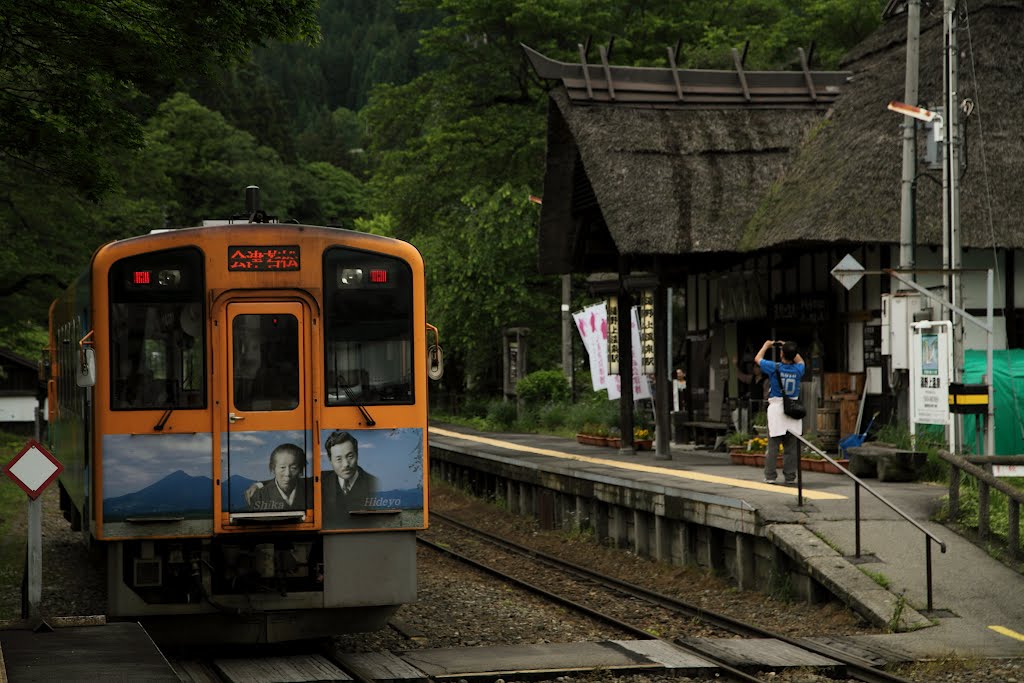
[431,511,916,683]
[417,534,765,683]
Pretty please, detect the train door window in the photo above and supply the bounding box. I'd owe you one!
[109,247,206,410]
[232,313,299,411]
[323,247,414,406]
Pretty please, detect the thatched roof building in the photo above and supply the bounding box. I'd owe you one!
[531,1,1024,275]
[740,0,1024,252]
[526,46,850,275]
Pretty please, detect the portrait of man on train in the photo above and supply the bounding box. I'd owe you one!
[244,442,311,511]
[321,430,379,524]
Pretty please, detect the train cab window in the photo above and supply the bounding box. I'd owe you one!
[323,247,414,406]
[232,313,299,411]
[109,247,206,410]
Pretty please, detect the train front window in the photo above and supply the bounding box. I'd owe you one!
[232,313,299,411]
[109,248,206,410]
[323,247,414,406]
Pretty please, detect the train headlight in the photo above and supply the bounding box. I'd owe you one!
[339,268,363,286]
[157,269,182,286]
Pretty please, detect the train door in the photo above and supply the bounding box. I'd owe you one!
[215,299,316,529]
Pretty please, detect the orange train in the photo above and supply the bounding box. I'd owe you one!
[46,202,441,643]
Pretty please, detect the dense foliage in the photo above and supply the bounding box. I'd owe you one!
[0,0,883,396]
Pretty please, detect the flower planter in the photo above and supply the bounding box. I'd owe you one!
[729,452,848,474]
[821,459,850,474]
[576,434,608,447]
[635,439,653,451]
[607,437,622,449]
[798,457,850,473]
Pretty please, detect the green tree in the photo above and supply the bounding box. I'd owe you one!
[419,185,559,391]
[0,0,320,198]
[290,161,366,227]
[137,93,297,226]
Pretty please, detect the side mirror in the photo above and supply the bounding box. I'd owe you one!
[426,323,443,381]
[76,347,96,388]
[427,345,444,381]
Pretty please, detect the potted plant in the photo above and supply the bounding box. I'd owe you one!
[752,410,768,437]
[607,426,622,449]
[725,431,752,463]
[633,426,653,450]
[576,422,610,447]
[797,434,849,473]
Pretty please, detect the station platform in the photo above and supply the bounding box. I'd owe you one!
[0,620,177,682]
[428,423,1024,661]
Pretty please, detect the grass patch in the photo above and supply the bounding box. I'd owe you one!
[0,430,34,621]
[860,568,891,589]
[940,476,1024,559]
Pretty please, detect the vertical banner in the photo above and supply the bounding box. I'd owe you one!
[910,322,951,425]
[576,302,651,401]
[606,296,620,375]
[639,289,655,375]
[606,307,652,401]
[573,303,609,391]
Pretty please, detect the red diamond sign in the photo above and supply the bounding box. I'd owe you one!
[4,440,63,500]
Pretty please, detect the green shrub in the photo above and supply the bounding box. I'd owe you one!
[460,395,491,419]
[539,402,570,431]
[514,405,540,433]
[515,370,571,405]
[485,399,517,428]
[565,392,619,433]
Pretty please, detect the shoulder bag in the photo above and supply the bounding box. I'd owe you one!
[775,365,806,420]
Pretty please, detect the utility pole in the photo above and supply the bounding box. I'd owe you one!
[943,0,963,454]
[897,0,921,426]
[899,0,920,278]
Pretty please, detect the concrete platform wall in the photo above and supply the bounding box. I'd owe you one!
[431,447,830,606]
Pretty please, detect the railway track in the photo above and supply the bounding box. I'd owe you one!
[166,640,386,683]
[164,641,365,683]
[423,511,917,683]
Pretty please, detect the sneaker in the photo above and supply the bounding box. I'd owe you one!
[764,478,777,484]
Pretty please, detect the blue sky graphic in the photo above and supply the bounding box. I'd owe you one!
[102,433,213,498]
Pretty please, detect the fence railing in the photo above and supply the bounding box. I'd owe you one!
[790,432,947,611]
[939,451,1024,561]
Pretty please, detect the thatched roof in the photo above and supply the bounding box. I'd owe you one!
[746,0,1024,251]
[528,48,849,275]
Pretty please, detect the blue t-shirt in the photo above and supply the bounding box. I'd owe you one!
[759,359,805,399]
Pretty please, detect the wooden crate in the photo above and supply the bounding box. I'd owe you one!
[838,394,860,437]
[824,372,864,399]
[817,400,840,432]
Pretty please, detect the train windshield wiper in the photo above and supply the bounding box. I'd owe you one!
[337,375,375,427]
[153,406,174,431]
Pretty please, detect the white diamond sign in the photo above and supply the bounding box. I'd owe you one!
[4,440,63,500]
[831,253,866,291]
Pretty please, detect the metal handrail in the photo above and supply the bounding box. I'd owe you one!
[790,432,947,611]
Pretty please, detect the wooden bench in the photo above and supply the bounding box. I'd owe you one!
[679,420,731,447]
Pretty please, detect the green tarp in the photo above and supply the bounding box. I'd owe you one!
[962,349,1024,456]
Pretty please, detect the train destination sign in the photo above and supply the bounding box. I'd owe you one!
[228,245,301,271]
[4,440,63,500]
